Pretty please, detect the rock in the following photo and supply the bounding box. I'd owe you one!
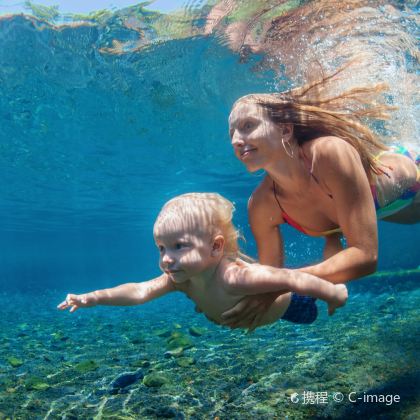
[7,357,23,368]
[51,331,69,341]
[169,331,183,340]
[129,336,145,345]
[285,388,297,396]
[155,406,185,418]
[131,359,151,368]
[143,372,169,387]
[188,326,206,337]
[109,368,143,394]
[154,328,172,338]
[176,357,195,367]
[164,347,184,358]
[74,360,99,374]
[386,296,396,305]
[166,334,193,351]
[25,376,50,391]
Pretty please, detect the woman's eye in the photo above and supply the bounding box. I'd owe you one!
[175,243,187,250]
[158,246,164,253]
[244,121,253,130]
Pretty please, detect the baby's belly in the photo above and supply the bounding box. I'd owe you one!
[195,292,292,329]
[191,293,241,325]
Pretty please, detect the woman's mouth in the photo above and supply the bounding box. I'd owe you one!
[240,147,257,159]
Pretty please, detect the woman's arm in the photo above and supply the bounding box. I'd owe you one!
[248,180,285,268]
[298,139,378,283]
[57,274,175,312]
[323,232,343,260]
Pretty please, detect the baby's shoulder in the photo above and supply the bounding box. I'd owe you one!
[221,259,248,288]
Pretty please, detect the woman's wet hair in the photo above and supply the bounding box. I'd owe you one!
[232,59,396,175]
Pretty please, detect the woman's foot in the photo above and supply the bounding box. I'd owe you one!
[328,284,348,315]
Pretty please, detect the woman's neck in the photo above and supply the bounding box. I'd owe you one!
[265,145,310,195]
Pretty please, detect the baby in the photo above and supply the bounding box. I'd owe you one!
[58,193,348,330]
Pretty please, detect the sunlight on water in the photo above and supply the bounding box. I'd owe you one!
[0,0,418,232]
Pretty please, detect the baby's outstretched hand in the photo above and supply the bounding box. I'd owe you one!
[57,293,96,313]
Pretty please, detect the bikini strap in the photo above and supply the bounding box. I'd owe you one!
[272,180,285,212]
[300,147,333,199]
[371,150,393,178]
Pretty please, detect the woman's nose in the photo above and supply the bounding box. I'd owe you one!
[231,131,244,147]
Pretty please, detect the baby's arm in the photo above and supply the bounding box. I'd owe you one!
[225,261,347,314]
[57,274,175,313]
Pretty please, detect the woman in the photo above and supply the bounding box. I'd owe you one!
[221,67,419,329]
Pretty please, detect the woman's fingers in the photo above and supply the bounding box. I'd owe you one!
[248,312,264,332]
[222,308,253,326]
[222,298,262,323]
[221,298,249,320]
[224,304,264,329]
[221,293,279,330]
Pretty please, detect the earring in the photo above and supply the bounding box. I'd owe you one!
[282,137,294,158]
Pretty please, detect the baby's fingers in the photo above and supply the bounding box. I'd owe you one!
[57,300,68,310]
[57,294,77,311]
[234,258,249,268]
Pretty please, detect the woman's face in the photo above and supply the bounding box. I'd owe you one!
[228,101,285,172]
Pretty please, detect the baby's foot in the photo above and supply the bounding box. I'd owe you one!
[328,284,348,315]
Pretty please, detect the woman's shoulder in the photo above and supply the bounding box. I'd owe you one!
[306,137,365,183]
[248,176,275,208]
[306,136,359,160]
[248,176,283,224]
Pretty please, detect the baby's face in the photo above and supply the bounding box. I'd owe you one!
[154,225,216,284]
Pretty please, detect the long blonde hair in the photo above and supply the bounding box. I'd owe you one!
[153,193,243,258]
[232,62,396,175]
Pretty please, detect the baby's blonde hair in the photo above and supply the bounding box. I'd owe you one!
[153,193,241,258]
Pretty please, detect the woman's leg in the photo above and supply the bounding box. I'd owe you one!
[383,191,420,224]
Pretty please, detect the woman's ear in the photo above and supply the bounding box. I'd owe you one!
[281,123,294,141]
[212,235,225,256]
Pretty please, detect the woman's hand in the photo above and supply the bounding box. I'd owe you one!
[57,293,97,313]
[220,291,281,332]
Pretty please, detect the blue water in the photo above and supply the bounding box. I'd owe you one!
[0,1,419,418]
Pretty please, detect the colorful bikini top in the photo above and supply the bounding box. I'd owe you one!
[273,145,420,237]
